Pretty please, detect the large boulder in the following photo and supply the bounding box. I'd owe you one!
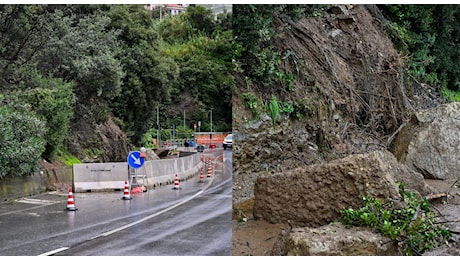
[389,102,460,180]
[268,223,400,256]
[253,150,434,227]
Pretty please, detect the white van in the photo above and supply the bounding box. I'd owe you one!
[223,134,233,149]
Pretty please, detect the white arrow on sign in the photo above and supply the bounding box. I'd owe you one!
[131,154,141,165]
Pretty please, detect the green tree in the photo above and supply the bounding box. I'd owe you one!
[38,7,124,105]
[380,4,460,90]
[0,4,233,170]
[0,4,126,157]
[232,4,277,80]
[0,5,58,89]
[184,5,215,35]
[108,5,180,145]
[16,72,75,161]
[427,5,460,90]
[157,14,194,44]
[159,19,233,132]
[0,97,46,179]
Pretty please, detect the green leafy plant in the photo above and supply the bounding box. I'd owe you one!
[267,96,280,127]
[279,101,294,115]
[340,182,451,255]
[441,86,460,102]
[242,92,263,119]
[276,71,297,92]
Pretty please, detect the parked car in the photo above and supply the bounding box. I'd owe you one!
[223,134,232,150]
[196,144,204,152]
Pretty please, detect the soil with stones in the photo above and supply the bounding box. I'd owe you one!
[232,4,459,256]
[232,179,460,256]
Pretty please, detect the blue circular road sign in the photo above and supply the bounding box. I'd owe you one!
[128,151,144,169]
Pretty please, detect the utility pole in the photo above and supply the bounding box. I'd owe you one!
[210,109,213,133]
[209,109,213,147]
[183,110,186,129]
[157,106,160,147]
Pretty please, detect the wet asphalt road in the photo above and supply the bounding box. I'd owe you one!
[0,149,231,256]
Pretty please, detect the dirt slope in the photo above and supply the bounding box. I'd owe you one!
[232,4,451,256]
[233,4,434,205]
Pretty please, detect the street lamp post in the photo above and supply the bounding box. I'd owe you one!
[210,109,213,147]
[157,106,160,148]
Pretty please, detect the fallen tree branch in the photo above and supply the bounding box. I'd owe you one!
[426,193,447,201]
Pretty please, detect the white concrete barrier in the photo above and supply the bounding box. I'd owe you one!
[141,154,203,188]
[73,162,127,192]
[73,153,203,192]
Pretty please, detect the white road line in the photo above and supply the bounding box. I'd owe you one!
[0,203,60,217]
[38,247,69,256]
[16,198,59,205]
[90,169,215,240]
[38,155,219,255]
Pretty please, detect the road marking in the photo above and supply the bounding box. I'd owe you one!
[0,199,60,217]
[38,247,69,256]
[47,191,69,196]
[16,198,59,205]
[25,212,40,217]
[39,154,224,255]
[90,169,215,240]
[40,178,215,256]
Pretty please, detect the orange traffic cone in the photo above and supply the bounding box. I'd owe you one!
[66,188,77,211]
[199,167,205,183]
[207,160,213,178]
[121,180,132,200]
[172,174,181,190]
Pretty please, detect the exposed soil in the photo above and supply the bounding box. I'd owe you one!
[232,199,289,256]
[232,179,460,256]
[231,4,459,256]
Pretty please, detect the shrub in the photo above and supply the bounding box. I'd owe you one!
[340,182,451,255]
[0,102,46,179]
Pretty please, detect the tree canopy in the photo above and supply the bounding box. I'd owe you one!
[0,4,233,179]
[380,4,460,91]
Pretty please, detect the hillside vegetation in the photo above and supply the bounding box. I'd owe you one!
[233,4,460,130]
[231,4,460,255]
[0,4,233,179]
[232,4,460,179]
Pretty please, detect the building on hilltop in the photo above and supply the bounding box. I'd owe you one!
[145,4,187,16]
[145,4,232,19]
[199,4,232,17]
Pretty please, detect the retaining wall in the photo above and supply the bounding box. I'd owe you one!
[0,167,72,201]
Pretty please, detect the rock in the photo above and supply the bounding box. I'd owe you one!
[95,116,129,162]
[145,149,160,160]
[328,5,351,15]
[253,150,433,227]
[268,223,400,256]
[155,148,170,158]
[390,102,460,180]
